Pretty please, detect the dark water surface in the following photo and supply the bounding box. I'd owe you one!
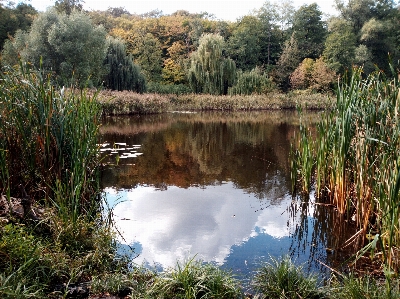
[100,111,347,284]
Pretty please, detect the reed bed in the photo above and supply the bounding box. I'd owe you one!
[292,67,400,275]
[0,63,118,297]
[96,89,333,115]
[97,90,171,115]
[0,63,102,222]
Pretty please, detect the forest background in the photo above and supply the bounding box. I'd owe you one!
[0,0,399,95]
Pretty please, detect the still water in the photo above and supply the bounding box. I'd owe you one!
[100,111,347,282]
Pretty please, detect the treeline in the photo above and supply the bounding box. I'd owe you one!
[0,0,399,94]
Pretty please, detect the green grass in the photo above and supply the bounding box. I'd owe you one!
[252,256,325,299]
[149,257,243,299]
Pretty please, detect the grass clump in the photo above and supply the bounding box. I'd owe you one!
[328,275,400,299]
[252,256,325,299]
[150,257,243,299]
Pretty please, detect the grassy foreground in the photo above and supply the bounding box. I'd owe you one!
[97,89,334,115]
[1,64,398,298]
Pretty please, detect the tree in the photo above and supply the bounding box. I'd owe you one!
[103,37,146,92]
[48,10,107,85]
[323,18,357,73]
[162,41,187,84]
[55,0,84,15]
[128,32,163,82]
[291,3,327,60]
[256,1,288,69]
[290,57,336,91]
[334,0,400,73]
[2,9,108,87]
[227,16,263,71]
[229,67,275,95]
[0,2,37,50]
[335,0,375,32]
[274,33,301,90]
[187,33,236,95]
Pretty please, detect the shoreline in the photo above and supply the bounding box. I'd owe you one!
[96,90,334,116]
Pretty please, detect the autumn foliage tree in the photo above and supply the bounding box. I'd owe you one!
[290,57,336,91]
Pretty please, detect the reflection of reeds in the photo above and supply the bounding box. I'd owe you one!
[0,63,101,222]
[292,67,400,273]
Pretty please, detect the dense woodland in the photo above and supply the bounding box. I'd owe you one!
[1,0,399,94]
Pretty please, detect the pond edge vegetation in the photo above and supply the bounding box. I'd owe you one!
[1,63,400,298]
[96,89,334,115]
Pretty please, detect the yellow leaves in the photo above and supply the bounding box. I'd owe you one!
[162,58,186,84]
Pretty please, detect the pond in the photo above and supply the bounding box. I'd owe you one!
[100,111,352,284]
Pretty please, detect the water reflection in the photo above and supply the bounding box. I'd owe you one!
[100,111,333,279]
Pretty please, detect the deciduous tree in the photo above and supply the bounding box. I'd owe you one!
[188,33,236,95]
[2,9,108,87]
[103,37,146,92]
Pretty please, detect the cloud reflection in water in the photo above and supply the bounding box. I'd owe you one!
[106,181,298,270]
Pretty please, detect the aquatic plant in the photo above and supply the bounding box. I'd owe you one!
[97,89,333,115]
[291,66,400,273]
[0,62,102,222]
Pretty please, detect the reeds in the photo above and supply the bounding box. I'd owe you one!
[97,89,333,115]
[0,62,102,222]
[292,66,400,274]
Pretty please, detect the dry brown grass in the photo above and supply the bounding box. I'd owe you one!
[96,90,334,115]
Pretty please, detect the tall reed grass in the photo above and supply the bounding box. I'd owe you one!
[0,62,102,222]
[97,90,333,115]
[291,66,400,274]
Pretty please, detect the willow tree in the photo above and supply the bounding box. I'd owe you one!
[103,37,146,92]
[188,33,236,95]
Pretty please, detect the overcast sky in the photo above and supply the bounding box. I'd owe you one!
[29,0,338,21]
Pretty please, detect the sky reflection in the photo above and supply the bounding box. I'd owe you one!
[105,181,305,270]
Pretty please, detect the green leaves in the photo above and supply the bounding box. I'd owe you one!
[188,33,236,95]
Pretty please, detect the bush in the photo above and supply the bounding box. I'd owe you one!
[146,81,192,95]
[229,67,276,95]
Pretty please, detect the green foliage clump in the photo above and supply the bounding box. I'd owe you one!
[2,9,108,87]
[103,37,146,92]
[147,81,192,95]
[328,275,400,299]
[229,67,275,95]
[188,33,236,95]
